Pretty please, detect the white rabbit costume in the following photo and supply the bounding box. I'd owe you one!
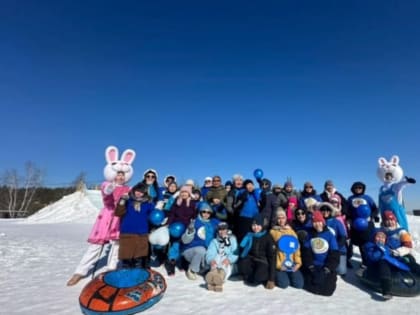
[377,155,415,231]
[70,146,135,281]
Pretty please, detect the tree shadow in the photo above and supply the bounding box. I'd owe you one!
[340,258,384,301]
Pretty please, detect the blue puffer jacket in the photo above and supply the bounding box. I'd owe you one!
[181,216,220,251]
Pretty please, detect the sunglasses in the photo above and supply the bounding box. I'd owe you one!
[354,186,363,189]
[296,211,305,216]
[200,210,212,214]
[212,179,221,182]
[145,175,156,179]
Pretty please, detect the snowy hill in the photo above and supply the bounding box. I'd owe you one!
[25,190,100,224]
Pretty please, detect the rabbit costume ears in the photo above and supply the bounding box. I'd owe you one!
[103,145,136,182]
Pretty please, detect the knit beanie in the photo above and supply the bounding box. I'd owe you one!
[383,210,396,221]
[312,210,325,225]
[180,185,192,194]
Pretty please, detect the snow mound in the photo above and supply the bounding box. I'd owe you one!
[25,191,100,224]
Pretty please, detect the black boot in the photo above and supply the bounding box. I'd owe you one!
[381,278,392,300]
[122,259,132,269]
[164,259,176,276]
[133,257,144,269]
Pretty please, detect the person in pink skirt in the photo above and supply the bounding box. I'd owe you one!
[67,145,135,286]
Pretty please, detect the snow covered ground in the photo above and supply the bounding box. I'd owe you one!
[0,191,419,315]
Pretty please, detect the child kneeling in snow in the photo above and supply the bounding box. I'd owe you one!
[205,222,239,292]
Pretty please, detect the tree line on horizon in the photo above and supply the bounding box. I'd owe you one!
[0,161,89,218]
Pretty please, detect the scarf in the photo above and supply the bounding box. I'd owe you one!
[240,231,267,258]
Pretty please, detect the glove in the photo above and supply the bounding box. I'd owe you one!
[405,176,416,184]
[390,249,400,257]
[265,281,275,290]
[308,265,316,273]
[118,195,129,205]
[323,267,331,274]
[187,219,195,234]
[374,216,380,223]
[155,200,164,210]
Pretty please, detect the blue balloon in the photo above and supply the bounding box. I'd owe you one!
[253,168,264,180]
[168,222,186,238]
[356,204,371,219]
[353,217,368,231]
[149,209,165,226]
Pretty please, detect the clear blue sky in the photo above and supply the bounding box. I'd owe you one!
[1,1,420,209]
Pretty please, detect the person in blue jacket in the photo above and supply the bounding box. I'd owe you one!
[114,183,154,268]
[205,222,239,291]
[181,202,219,280]
[301,210,340,296]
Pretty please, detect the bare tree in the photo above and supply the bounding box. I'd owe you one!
[73,171,87,192]
[1,161,44,218]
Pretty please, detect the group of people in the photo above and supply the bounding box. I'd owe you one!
[66,147,419,299]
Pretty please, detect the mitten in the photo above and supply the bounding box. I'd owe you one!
[405,176,416,184]
[118,196,128,206]
[187,219,195,234]
[390,249,400,257]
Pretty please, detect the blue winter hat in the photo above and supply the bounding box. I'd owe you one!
[197,202,213,213]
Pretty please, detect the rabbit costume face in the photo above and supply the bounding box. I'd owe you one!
[377,155,403,184]
[103,145,136,183]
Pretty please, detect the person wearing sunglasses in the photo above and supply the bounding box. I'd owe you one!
[206,176,228,221]
[181,202,219,281]
[299,181,322,215]
[139,169,162,204]
[291,208,313,244]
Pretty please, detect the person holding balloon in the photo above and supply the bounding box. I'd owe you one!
[347,181,379,268]
[114,183,155,268]
[269,208,304,289]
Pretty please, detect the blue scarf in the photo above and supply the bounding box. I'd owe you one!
[240,231,266,258]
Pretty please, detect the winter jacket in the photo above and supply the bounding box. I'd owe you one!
[270,226,302,270]
[206,232,239,265]
[87,182,130,244]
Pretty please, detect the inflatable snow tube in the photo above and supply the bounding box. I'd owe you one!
[359,268,420,297]
[79,268,167,315]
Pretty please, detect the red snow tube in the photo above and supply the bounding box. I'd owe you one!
[79,268,166,314]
